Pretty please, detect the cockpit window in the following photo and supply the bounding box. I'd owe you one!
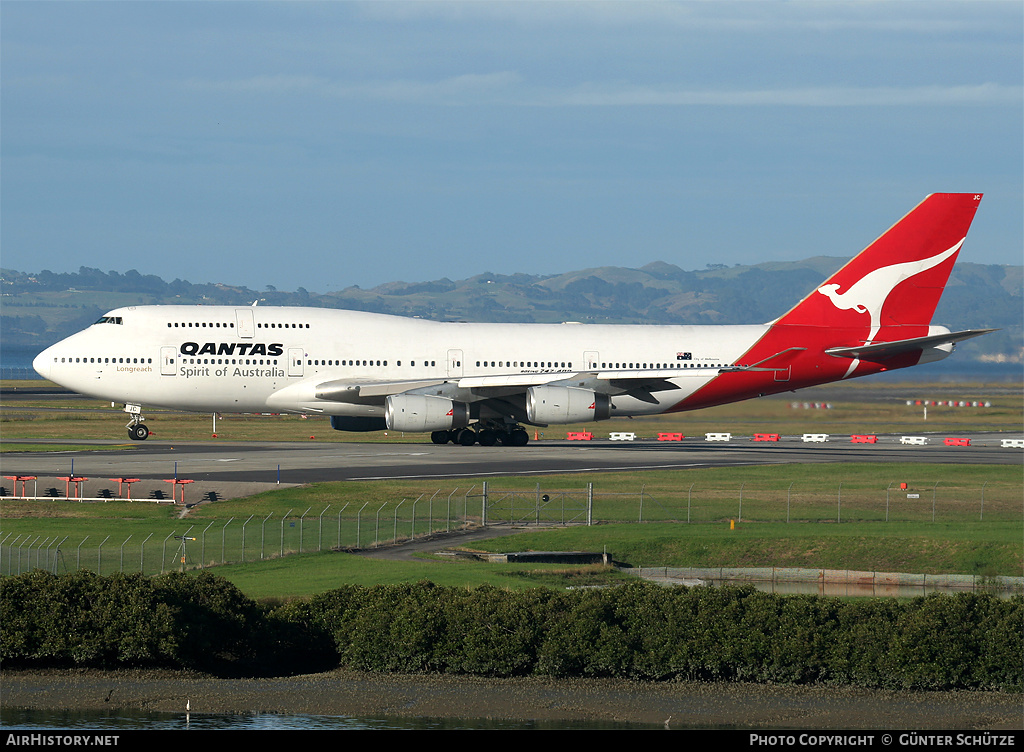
[94,316,123,325]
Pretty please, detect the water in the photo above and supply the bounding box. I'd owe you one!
[1,345,41,380]
[1,707,654,730]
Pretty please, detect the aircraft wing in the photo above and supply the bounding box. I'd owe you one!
[824,329,995,361]
[312,365,732,405]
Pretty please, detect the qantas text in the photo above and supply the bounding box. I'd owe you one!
[179,342,284,357]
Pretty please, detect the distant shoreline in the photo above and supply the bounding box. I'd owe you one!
[3,668,1022,729]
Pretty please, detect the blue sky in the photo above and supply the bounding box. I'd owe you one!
[2,1,1021,293]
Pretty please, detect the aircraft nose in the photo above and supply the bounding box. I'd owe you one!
[33,348,52,380]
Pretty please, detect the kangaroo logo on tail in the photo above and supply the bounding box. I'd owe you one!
[815,238,965,336]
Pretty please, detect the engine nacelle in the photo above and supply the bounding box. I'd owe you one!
[330,416,387,432]
[385,394,471,432]
[526,386,611,425]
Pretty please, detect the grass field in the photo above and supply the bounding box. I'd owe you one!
[2,379,1021,600]
[2,378,1022,442]
[1,463,1020,599]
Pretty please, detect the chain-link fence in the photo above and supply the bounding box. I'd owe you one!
[2,477,1020,576]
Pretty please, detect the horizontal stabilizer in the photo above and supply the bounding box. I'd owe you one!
[824,329,995,361]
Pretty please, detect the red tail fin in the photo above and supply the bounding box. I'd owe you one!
[775,193,982,334]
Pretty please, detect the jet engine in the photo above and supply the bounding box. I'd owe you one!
[385,394,471,432]
[526,386,611,424]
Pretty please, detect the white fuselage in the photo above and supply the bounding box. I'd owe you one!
[33,305,767,420]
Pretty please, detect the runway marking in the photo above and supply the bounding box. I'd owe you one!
[348,461,778,481]
[344,452,430,458]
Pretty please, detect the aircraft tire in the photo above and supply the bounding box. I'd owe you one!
[509,428,529,447]
[457,428,477,446]
[430,430,451,445]
[129,424,149,441]
[478,429,498,447]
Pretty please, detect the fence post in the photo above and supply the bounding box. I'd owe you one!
[240,515,254,563]
[27,536,42,571]
[394,499,406,543]
[261,513,272,560]
[222,518,234,563]
[375,501,387,546]
[336,504,349,549]
[318,506,330,552]
[201,521,215,568]
[140,533,153,575]
[428,490,439,534]
[588,482,594,526]
[23,537,37,574]
[447,488,459,532]
[119,535,132,573]
[97,535,110,576]
[299,508,311,554]
[787,482,793,523]
[356,502,369,548]
[0,533,10,575]
[161,532,173,573]
[980,481,987,521]
[280,509,293,558]
[410,494,423,539]
[53,536,68,574]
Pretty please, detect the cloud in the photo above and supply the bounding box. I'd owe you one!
[547,82,1022,107]
[180,74,1020,109]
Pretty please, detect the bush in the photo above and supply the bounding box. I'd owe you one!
[3,572,1020,689]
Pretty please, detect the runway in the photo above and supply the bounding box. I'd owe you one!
[3,433,1021,502]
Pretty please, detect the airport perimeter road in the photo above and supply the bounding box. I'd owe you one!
[6,434,1022,487]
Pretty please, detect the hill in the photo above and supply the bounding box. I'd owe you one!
[2,259,1020,367]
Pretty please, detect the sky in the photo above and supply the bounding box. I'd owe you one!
[2,1,1021,294]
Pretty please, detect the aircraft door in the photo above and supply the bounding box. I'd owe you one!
[447,349,463,378]
[288,348,304,377]
[160,346,177,376]
[584,351,600,371]
[235,309,255,338]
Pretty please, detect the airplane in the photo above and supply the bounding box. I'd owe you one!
[33,193,993,447]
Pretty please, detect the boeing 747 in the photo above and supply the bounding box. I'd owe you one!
[33,193,992,446]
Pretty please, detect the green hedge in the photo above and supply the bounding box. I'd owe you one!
[3,572,1020,689]
[0,570,329,675]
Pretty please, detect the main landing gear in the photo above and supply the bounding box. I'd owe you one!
[430,424,530,447]
[125,404,150,441]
